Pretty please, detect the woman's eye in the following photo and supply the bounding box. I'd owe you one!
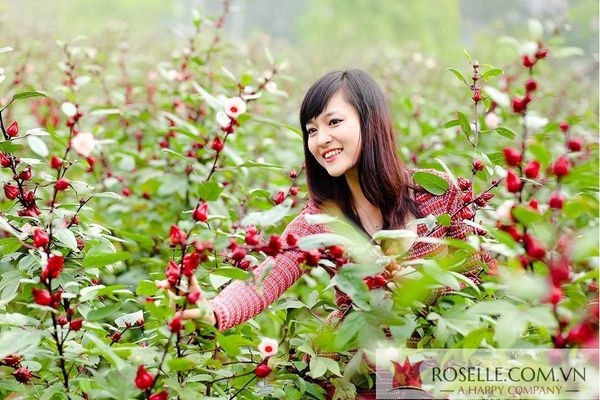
[307,128,316,135]
[330,119,342,126]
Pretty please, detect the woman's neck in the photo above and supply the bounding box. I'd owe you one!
[345,167,378,212]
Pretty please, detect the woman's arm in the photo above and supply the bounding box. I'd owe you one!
[209,208,326,330]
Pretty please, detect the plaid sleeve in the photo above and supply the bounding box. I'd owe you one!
[423,173,494,304]
[209,207,325,331]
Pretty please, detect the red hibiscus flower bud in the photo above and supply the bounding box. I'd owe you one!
[303,249,321,267]
[567,137,583,152]
[170,225,186,246]
[135,365,155,390]
[273,191,286,205]
[50,155,63,169]
[529,198,539,210]
[47,255,64,279]
[70,319,83,331]
[210,136,224,152]
[245,232,259,246]
[552,155,570,177]
[499,224,522,242]
[149,391,169,400]
[166,260,180,286]
[472,159,484,172]
[364,274,388,290]
[524,234,546,260]
[503,147,522,166]
[567,322,596,345]
[559,121,569,132]
[187,291,201,304]
[182,252,200,276]
[18,166,32,181]
[255,363,272,378]
[457,177,471,191]
[285,233,297,247]
[111,331,122,343]
[0,152,11,168]
[193,202,208,222]
[511,97,527,113]
[550,257,571,287]
[472,88,482,103]
[524,160,540,179]
[168,316,183,333]
[231,247,246,262]
[522,54,535,68]
[535,48,548,59]
[460,206,476,219]
[462,191,473,203]
[544,285,563,305]
[54,178,70,191]
[33,228,49,248]
[57,316,68,326]
[525,78,538,93]
[121,188,131,197]
[506,170,522,193]
[3,353,22,367]
[329,245,345,258]
[13,367,31,384]
[289,186,299,196]
[4,184,19,200]
[289,169,298,178]
[32,288,52,306]
[6,121,19,137]
[548,191,565,209]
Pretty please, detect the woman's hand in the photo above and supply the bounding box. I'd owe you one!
[155,274,217,327]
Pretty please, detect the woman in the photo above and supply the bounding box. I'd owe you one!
[177,69,490,329]
[163,69,491,397]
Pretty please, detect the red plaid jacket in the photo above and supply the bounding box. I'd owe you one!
[209,169,492,330]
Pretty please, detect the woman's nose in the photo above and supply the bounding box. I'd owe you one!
[316,129,333,147]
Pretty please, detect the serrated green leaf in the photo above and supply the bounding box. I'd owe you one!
[412,171,449,196]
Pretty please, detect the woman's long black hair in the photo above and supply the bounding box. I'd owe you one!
[299,69,422,234]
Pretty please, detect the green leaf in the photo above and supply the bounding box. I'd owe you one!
[412,171,449,195]
[309,357,328,379]
[0,237,22,256]
[335,312,365,348]
[298,233,352,250]
[511,205,544,225]
[12,91,47,101]
[495,312,526,347]
[86,303,121,321]
[444,119,460,128]
[83,251,130,268]
[436,214,452,227]
[446,68,467,86]
[211,267,251,280]
[456,111,472,137]
[114,229,155,248]
[481,68,503,80]
[197,181,223,201]
[84,332,126,371]
[495,127,516,140]
[331,267,371,310]
[168,358,196,371]
[53,228,78,250]
[26,135,48,157]
[0,330,41,360]
[136,280,157,296]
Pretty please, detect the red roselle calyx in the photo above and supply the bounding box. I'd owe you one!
[567,137,583,152]
[503,147,522,166]
[524,160,541,179]
[525,79,538,92]
[32,288,52,306]
[6,121,19,137]
[50,155,63,169]
[273,191,286,205]
[524,234,546,260]
[559,121,569,132]
[548,191,565,209]
[552,155,570,177]
[13,367,31,384]
[135,365,155,390]
[255,363,272,378]
[70,319,83,331]
[33,228,49,248]
[54,178,70,191]
[472,88,482,103]
[4,184,19,200]
[210,136,224,152]
[170,225,186,246]
[472,159,484,172]
[0,152,11,167]
[168,316,183,333]
[506,170,522,193]
[193,202,208,222]
[457,177,471,191]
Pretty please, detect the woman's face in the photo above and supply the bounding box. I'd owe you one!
[306,91,362,178]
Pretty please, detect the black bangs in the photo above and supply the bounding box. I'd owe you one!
[299,71,346,135]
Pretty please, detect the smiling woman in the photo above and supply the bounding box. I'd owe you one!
[170,69,493,399]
